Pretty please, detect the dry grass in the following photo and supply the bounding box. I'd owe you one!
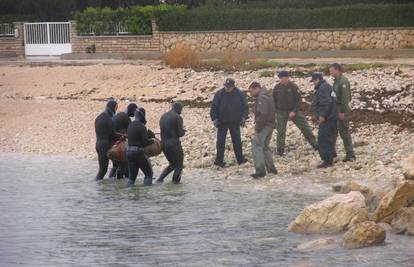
[163,43,200,68]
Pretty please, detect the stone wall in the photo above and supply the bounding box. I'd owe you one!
[0,23,24,57]
[159,28,414,53]
[1,21,414,57]
[70,20,160,54]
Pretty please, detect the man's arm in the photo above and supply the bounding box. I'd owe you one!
[292,83,302,113]
[339,79,351,113]
[210,91,220,121]
[176,116,186,138]
[240,91,249,120]
[141,125,149,147]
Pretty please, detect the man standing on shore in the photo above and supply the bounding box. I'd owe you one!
[157,102,186,184]
[330,63,356,162]
[249,82,277,178]
[95,99,118,180]
[273,71,318,156]
[311,73,338,168]
[210,78,248,167]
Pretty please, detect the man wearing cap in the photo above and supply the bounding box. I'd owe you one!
[248,82,278,178]
[330,63,356,162]
[273,71,318,156]
[310,73,338,168]
[210,78,249,167]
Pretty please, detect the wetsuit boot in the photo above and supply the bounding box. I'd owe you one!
[172,168,182,184]
[157,166,174,183]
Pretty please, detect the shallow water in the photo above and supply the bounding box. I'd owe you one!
[0,153,413,267]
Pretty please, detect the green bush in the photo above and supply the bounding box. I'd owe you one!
[211,0,413,9]
[74,4,185,35]
[155,4,414,31]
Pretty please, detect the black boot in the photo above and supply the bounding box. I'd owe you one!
[127,179,135,187]
[143,177,152,186]
[157,166,174,183]
[172,170,182,184]
[251,173,266,179]
[268,167,278,175]
[214,160,226,168]
[317,161,333,168]
[343,155,356,162]
[276,148,284,157]
[109,167,117,178]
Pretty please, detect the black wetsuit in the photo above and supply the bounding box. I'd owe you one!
[158,105,186,184]
[126,120,153,186]
[95,108,116,180]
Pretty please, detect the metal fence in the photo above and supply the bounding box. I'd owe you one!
[0,23,14,37]
[79,22,132,36]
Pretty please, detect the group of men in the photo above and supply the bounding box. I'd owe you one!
[95,100,185,186]
[94,62,355,185]
[210,63,355,178]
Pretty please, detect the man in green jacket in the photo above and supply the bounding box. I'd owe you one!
[249,82,277,178]
[330,63,356,162]
[273,71,318,156]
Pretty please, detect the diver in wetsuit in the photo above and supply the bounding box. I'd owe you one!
[94,100,118,180]
[110,103,138,179]
[126,109,154,187]
[157,102,186,184]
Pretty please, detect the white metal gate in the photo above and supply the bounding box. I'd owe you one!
[24,22,72,56]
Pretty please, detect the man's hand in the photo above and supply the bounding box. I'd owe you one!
[213,119,220,128]
[338,112,345,121]
[318,116,326,124]
[312,115,318,124]
[240,118,246,127]
[289,112,296,120]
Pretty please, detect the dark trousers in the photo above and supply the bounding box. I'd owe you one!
[159,139,184,183]
[318,119,338,164]
[127,150,153,186]
[96,140,111,180]
[216,123,244,164]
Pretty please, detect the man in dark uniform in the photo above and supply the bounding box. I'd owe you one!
[94,99,118,180]
[110,103,138,179]
[273,71,318,156]
[330,63,356,162]
[210,78,249,168]
[126,109,153,187]
[157,102,186,184]
[311,73,338,168]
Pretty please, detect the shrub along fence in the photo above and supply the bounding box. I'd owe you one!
[154,4,414,31]
[74,5,185,36]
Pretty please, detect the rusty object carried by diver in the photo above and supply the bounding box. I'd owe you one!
[107,138,161,162]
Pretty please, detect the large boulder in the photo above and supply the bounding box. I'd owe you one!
[371,181,414,223]
[390,207,414,235]
[343,221,386,249]
[333,181,375,207]
[402,155,414,180]
[288,191,369,234]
